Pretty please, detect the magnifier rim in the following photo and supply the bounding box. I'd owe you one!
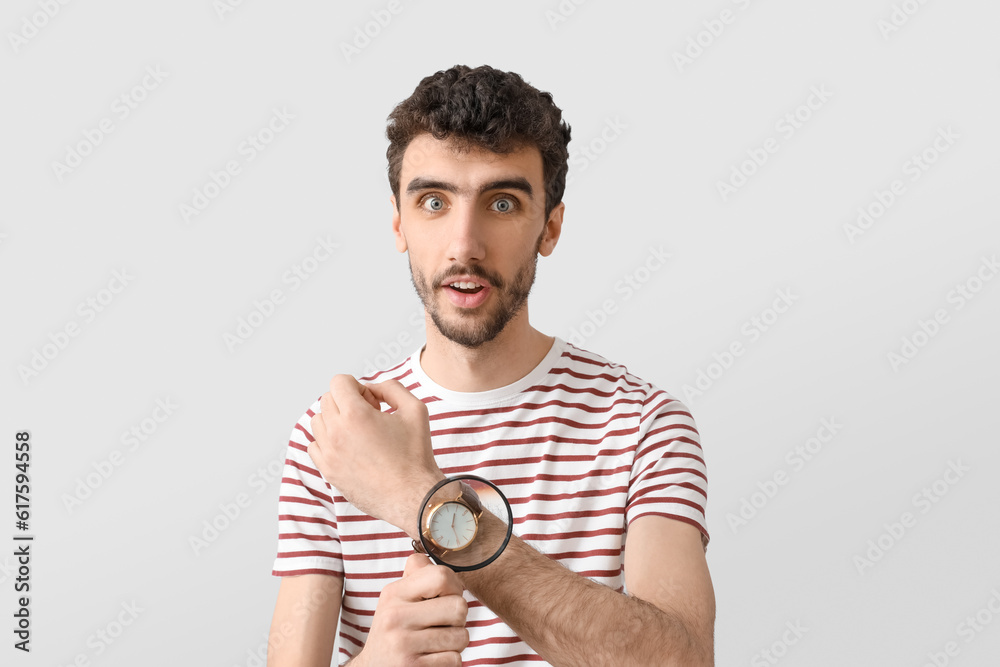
[416,474,514,572]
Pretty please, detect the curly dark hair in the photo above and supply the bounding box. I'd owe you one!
[386,64,572,220]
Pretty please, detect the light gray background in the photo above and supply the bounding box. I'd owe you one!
[2,1,999,665]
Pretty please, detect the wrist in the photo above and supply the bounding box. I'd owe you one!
[401,472,447,540]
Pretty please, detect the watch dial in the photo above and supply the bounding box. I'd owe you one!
[429,501,477,550]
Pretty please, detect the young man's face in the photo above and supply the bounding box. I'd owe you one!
[391,132,564,348]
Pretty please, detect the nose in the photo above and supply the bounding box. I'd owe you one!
[445,199,486,265]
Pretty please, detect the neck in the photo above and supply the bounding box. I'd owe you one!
[419,313,554,393]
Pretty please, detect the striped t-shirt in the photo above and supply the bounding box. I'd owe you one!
[271,336,709,665]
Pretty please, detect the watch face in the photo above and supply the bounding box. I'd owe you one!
[428,501,478,550]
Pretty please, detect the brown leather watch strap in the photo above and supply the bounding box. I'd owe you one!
[457,481,483,517]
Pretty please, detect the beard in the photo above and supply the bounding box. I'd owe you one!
[408,228,544,349]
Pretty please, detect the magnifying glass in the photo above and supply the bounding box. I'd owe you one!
[412,475,513,572]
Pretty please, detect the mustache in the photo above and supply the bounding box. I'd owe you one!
[439,266,503,288]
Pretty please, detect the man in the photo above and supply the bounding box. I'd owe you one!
[268,64,714,666]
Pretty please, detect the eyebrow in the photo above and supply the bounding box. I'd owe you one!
[405,176,534,200]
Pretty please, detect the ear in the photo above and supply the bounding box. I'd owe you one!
[391,194,407,253]
[538,201,564,257]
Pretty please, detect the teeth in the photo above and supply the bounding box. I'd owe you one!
[449,281,481,289]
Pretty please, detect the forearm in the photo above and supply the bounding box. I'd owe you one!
[459,513,709,667]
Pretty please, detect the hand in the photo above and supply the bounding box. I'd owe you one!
[308,375,445,536]
[352,553,469,666]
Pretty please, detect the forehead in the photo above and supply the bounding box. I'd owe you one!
[400,133,543,193]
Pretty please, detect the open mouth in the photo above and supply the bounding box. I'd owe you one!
[446,281,486,295]
[442,280,491,308]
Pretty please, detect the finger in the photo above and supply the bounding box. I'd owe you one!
[408,625,470,655]
[366,379,420,415]
[318,391,339,418]
[403,552,431,577]
[308,413,327,449]
[399,563,465,601]
[359,382,382,411]
[329,374,381,415]
[329,373,361,396]
[415,651,463,667]
[306,440,326,480]
[410,594,469,629]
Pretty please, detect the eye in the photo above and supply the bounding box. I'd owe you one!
[420,195,445,212]
[490,196,518,214]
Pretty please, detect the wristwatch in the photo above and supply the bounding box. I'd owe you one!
[413,481,483,554]
[411,475,513,572]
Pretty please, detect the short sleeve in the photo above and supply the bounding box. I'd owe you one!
[626,389,710,550]
[271,400,344,577]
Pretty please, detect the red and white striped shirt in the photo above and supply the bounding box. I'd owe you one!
[272,336,709,665]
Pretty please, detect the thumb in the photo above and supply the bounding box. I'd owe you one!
[403,552,431,577]
[358,382,382,411]
[367,379,419,415]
